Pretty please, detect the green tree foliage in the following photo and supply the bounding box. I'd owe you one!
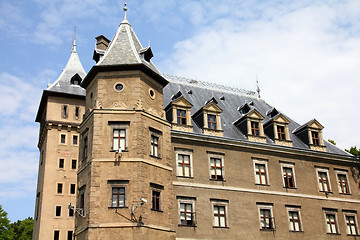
[328,139,336,145]
[346,146,360,157]
[0,205,33,240]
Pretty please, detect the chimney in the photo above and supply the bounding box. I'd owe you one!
[93,35,110,63]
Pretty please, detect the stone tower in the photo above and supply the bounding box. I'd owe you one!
[33,38,86,240]
[74,5,175,240]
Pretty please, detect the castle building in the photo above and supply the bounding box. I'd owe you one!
[34,5,360,240]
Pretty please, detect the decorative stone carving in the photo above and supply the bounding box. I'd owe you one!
[110,102,127,109]
[95,99,102,109]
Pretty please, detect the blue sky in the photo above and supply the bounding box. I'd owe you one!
[0,0,359,222]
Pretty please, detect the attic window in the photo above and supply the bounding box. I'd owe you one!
[251,121,260,136]
[311,131,320,145]
[71,74,82,85]
[140,47,153,62]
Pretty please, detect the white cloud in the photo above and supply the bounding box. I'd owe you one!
[162,1,360,150]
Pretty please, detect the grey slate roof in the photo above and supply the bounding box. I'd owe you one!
[47,39,86,96]
[163,74,350,156]
[97,19,161,76]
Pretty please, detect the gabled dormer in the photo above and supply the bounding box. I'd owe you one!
[264,108,292,147]
[293,119,326,152]
[234,105,266,143]
[164,91,193,132]
[192,97,223,136]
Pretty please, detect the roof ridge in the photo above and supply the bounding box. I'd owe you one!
[163,74,257,97]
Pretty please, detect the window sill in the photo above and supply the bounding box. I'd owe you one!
[210,178,226,182]
[151,209,163,213]
[178,224,196,227]
[177,176,194,179]
[339,193,351,195]
[347,234,360,236]
[150,155,161,160]
[213,226,229,229]
[260,228,276,231]
[110,150,128,153]
[320,191,333,194]
[326,233,341,235]
[283,187,297,189]
[255,183,270,186]
[108,206,128,209]
[289,230,304,233]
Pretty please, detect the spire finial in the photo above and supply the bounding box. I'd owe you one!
[123,1,128,20]
[256,75,261,98]
[72,26,77,53]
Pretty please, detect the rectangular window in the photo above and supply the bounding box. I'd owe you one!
[179,202,195,226]
[283,167,295,188]
[55,206,61,217]
[112,187,125,207]
[258,206,274,230]
[150,135,159,157]
[177,109,187,125]
[251,121,260,136]
[67,231,73,240]
[60,134,66,144]
[326,213,338,234]
[79,192,85,209]
[213,205,227,227]
[152,190,161,211]
[70,184,76,195]
[207,114,217,129]
[277,125,286,140]
[75,106,80,119]
[288,210,302,232]
[68,208,74,217]
[73,135,78,145]
[337,173,350,194]
[113,129,126,151]
[62,105,67,118]
[345,215,359,235]
[54,230,60,240]
[255,163,268,185]
[318,170,330,192]
[312,131,320,145]
[83,136,88,160]
[71,160,77,170]
[210,157,223,180]
[177,153,191,177]
[59,159,64,169]
[57,183,63,194]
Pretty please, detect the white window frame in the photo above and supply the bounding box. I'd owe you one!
[211,199,228,228]
[69,183,76,195]
[108,181,129,208]
[109,123,129,152]
[253,158,269,185]
[323,209,339,234]
[177,198,196,226]
[176,149,193,178]
[286,206,302,232]
[71,134,79,146]
[316,167,331,193]
[56,182,64,195]
[257,203,275,230]
[208,153,225,181]
[54,205,62,218]
[59,133,67,145]
[280,162,296,189]
[58,158,65,170]
[343,211,359,236]
[335,169,351,195]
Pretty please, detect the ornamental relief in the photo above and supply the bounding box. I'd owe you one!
[109,102,127,109]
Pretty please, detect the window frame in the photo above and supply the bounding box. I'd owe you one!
[149,128,162,158]
[75,106,80,120]
[57,183,63,195]
[211,199,228,228]
[72,134,79,146]
[176,149,193,178]
[82,134,88,161]
[177,109,187,125]
[108,180,128,208]
[67,230,73,240]
[70,184,76,195]
[343,211,359,236]
[60,133,67,145]
[280,162,296,189]
[311,130,320,145]
[71,159,77,170]
[257,203,275,231]
[177,198,196,227]
[55,205,62,218]
[286,206,302,232]
[68,207,74,218]
[277,125,286,140]
[253,159,269,186]
[324,210,339,235]
[62,105,68,118]
[316,168,331,193]
[112,129,127,152]
[207,114,217,130]
[336,170,351,195]
[251,121,260,136]
[58,158,65,170]
[208,153,225,181]
[54,230,60,240]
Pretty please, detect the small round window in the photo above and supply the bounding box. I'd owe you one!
[114,82,124,92]
[149,88,155,99]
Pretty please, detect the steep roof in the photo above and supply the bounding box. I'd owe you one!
[47,38,86,96]
[163,74,350,157]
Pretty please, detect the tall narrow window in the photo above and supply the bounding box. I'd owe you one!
[318,171,330,192]
[70,184,76,195]
[311,131,320,145]
[251,121,260,136]
[71,160,77,170]
[177,109,187,125]
[54,230,60,240]
[58,159,64,169]
[177,154,191,177]
[208,114,217,129]
[113,129,126,151]
[73,135,78,145]
[152,190,161,211]
[259,208,274,230]
[288,211,302,232]
[283,167,295,188]
[326,213,338,234]
[55,206,62,217]
[62,105,68,118]
[83,136,88,160]
[60,134,66,144]
[150,135,159,157]
[79,192,85,209]
[179,202,194,226]
[213,205,227,227]
[277,125,286,140]
[57,183,63,194]
[68,208,74,217]
[112,187,125,207]
[337,173,349,194]
[67,231,73,240]
[210,157,223,180]
[255,163,268,185]
[75,106,80,119]
[345,215,358,235]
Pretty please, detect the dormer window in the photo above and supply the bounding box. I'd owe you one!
[251,121,260,136]
[164,93,193,133]
[192,97,223,137]
[234,108,266,143]
[263,109,292,147]
[293,119,326,152]
[70,73,82,85]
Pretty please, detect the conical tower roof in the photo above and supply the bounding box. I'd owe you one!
[48,37,86,96]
